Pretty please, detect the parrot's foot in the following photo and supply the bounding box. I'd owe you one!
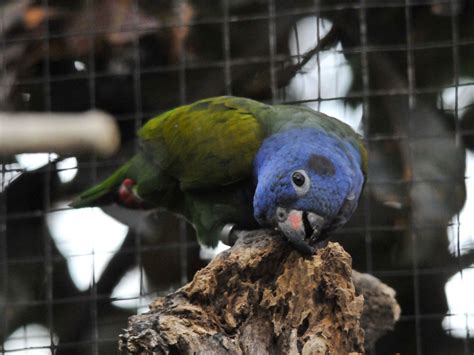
[118,178,145,208]
[312,239,329,251]
[219,224,252,246]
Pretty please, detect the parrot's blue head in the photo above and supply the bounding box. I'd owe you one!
[253,128,364,254]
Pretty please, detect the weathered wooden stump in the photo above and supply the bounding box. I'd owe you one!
[119,230,400,354]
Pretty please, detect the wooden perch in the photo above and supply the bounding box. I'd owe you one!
[0,110,120,157]
[119,230,400,354]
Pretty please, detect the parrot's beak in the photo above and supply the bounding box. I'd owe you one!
[276,207,325,254]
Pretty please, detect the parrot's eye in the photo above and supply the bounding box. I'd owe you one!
[292,172,305,186]
[291,170,310,196]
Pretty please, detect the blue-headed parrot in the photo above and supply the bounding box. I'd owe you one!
[71,96,367,254]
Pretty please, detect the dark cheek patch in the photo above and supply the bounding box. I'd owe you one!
[309,154,336,176]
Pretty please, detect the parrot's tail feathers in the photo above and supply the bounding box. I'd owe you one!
[70,162,130,208]
[69,187,113,208]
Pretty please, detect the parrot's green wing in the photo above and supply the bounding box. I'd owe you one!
[138,96,271,190]
[71,97,270,208]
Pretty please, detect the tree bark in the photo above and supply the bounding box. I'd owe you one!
[119,230,400,354]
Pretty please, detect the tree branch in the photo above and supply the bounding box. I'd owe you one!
[119,230,400,354]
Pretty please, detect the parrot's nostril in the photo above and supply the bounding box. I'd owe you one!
[276,207,287,222]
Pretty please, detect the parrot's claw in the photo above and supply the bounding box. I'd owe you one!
[313,239,328,250]
[219,224,251,246]
[219,223,237,245]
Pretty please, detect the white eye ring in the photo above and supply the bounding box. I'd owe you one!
[291,169,311,197]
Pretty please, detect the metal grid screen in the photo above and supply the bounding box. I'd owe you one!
[1,0,473,354]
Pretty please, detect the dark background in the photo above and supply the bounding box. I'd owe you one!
[1,0,473,354]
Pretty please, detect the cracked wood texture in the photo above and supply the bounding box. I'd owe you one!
[119,230,400,354]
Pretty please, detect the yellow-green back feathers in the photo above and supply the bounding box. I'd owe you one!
[139,97,266,189]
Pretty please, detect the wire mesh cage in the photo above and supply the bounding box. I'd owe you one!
[0,0,473,354]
